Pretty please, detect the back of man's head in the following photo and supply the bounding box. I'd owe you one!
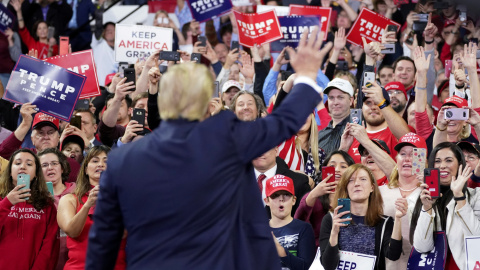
[159,63,213,121]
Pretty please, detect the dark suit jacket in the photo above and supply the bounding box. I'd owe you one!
[86,82,322,270]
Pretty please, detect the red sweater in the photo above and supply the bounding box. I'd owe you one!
[0,198,59,269]
[19,27,58,60]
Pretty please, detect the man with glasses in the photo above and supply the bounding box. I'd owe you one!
[0,103,80,182]
[457,142,480,188]
[385,82,408,116]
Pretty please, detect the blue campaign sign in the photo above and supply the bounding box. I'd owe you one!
[187,0,233,23]
[2,55,86,121]
[407,231,447,270]
[0,4,14,33]
[271,16,320,52]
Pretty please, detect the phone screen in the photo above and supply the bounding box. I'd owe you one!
[338,198,351,224]
[70,115,82,129]
[350,109,362,125]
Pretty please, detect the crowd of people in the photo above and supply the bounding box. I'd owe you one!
[1,0,480,269]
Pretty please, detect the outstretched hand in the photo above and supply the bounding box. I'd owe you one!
[286,27,324,81]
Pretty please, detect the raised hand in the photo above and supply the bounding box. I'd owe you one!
[114,78,135,100]
[453,58,466,87]
[121,120,143,143]
[19,103,37,127]
[239,53,254,80]
[333,27,347,51]
[450,164,473,197]
[461,42,478,71]
[394,197,408,218]
[286,27,324,81]
[7,185,31,205]
[412,46,431,74]
[361,80,384,105]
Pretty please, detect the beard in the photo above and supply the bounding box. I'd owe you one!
[392,102,406,113]
[365,114,385,127]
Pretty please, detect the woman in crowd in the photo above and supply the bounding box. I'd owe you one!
[0,149,59,269]
[38,148,75,270]
[379,133,427,270]
[320,164,406,270]
[57,145,126,270]
[11,0,57,59]
[295,150,354,247]
[153,10,185,51]
[412,142,480,269]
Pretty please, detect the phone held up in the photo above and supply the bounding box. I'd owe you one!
[424,168,440,198]
[132,108,146,135]
[337,198,351,225]
[17,174,31,201]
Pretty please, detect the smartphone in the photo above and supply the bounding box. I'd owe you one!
[191,53,201,63]
[46,182,54,196]
[405,31,415,45]
[59,36,69,55]
[284,50,290,61]
[124,68,136,88]
[363,72,375,87]
[132,108,145,135]
[159,51,180,62]
[118,62,129,76]
[231,41,240,52]
[417,13,429,23]
[336,61,349,71]
[213,81,220,98]
[413,21,428,32]
[198,36,207,47]
[387,25,398,33]
[17,174,30,200]
[70,115,82,129]
[47,26,55,39]
[350,109,362,125]
[459,11,467,24]
[444,108,469,120]
[433,2,449,9]
[337,198,351,224]
[322,166,335,183]
[424,168,440,198]
[444,60,452,77]
[75,99,90,110]
[412,148,427,175]
[380,43,395,54]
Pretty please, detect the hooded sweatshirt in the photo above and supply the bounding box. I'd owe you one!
[0,198,59,269]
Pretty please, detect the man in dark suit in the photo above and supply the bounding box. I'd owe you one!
[86,27,326,270]
[253,147,311,216]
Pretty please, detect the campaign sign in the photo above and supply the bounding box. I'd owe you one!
[407,231,447,270]
[465,236,480,270]
[339,250,376,270]
[271,16,320,52]
[233,10,283,47]
[0,4,14,33]
[45,50,100,99]
[289,5,331,40]
[115,24,173,63]
[346,8,400,47]
[256,5,290,17]
[232,0,252,6]
[187,0,233,23]
[2,55,86,121]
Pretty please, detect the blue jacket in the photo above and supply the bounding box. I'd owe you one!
[86,80,323,270]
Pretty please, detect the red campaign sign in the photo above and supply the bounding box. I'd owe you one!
[346,8,400,47]
[289,5,331,40]
[45,50,101,99]
[233,10,283,47]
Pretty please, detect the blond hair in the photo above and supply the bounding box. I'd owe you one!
[158,63,213,121]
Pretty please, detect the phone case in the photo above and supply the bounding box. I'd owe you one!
[322,166,335,182]
[338,198,351,224]
[231,41,240,52]
[387,25,398,33]
[132,108,145,135]
[380,43,395,54]
[444,60,452,77]
[198,36,207,47]
[424,168,440,198]
[124,68,136,87]
[412,148,426,175]
[59,37,69,55]
[70,115,82,129]
[213,81,220,98]
[46,182,54,196]
[363,72,375,87]
[17,174,30,200]
[444,108,469,120]
[350,109,362,125]
[159,51,180,61]
[191,53,201,63]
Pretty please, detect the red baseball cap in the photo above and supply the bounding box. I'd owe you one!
[443,95,468,108]
[104,73,116,86]
[32,113,60,130]
[385,81,407,99]
[394,132,428,153]
[265,175,295,197]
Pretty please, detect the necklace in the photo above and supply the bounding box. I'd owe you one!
[398,186,418,192]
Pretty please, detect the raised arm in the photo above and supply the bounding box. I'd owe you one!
[462,43,480,108]
[102,78,135,128]
[57,188,98,238]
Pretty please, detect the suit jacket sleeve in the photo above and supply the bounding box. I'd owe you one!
[233,81,322,164]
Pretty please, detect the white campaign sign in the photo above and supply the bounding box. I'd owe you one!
[465,236,480,270]
[339,250,376,270]
[256,5,290,17]
[114,24,173,63]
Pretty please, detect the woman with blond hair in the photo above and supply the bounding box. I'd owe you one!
[319,164,406,270]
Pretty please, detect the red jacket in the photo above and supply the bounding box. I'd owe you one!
[0,198,59,269]
[19,27,58,60]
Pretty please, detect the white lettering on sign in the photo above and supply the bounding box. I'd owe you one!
[190,0,225,12]
[18,68,74,100]
[280,25,316,40]
[237,19,274,36]
[0,10,12,26]
[358,18,385,42]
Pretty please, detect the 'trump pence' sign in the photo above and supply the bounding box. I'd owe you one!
[289,5,331,41]
[233,10,283,47]
[115,24,173,63]
[187,0,233,22]
[0,4,14,33]
[3,55,86,121]
[271,16,320,52]
[346,8,400,47]
[45,50,101,99]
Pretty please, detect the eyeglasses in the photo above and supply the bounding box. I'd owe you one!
[388,90,403,96]
[34,130,57,138]
[41,161,60,168]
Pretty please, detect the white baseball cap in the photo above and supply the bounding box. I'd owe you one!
[222,80,242,93]
[324,78,354,97]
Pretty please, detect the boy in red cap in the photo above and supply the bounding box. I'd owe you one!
[265,175,315,270]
